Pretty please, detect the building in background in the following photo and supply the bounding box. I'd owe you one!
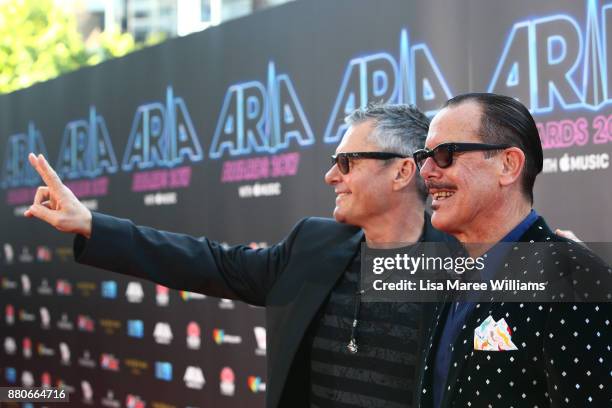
[74,0,294,43]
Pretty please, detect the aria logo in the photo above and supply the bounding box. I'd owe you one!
[126,282,144,303]
[153,322,173,344]
[186,321,201,349]
[247,376,266,393]
[183,366,205,389]
[212,329,242,345]
[219,367,235,396]
[156,284,170,306]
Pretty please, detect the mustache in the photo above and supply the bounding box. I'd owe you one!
[425,181,457,191]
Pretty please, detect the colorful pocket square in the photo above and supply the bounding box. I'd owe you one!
[474,316,518,351]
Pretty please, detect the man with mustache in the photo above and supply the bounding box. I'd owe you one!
[25,103,444,408]
[415,93,610,407]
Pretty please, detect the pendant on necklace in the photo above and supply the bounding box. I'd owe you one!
[347,338,358,354]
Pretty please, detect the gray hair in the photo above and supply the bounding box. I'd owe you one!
[345,103,430,201]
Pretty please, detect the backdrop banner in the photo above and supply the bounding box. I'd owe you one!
[1,0,610,406]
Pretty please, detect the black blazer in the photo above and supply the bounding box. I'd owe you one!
[74,212,446,407]
[416,217,611,408]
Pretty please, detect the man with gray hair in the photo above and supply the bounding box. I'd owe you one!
[26,103,446,407]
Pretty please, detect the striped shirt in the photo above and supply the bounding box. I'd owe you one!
[308,251,425,407]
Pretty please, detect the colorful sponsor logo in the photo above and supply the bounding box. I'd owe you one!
[247,376,266,393]
[180,290,206,301]
[4,337,16,355]
[78,350,96,368]
[186,322,201,350]
[39,307,51,329]
[1,277,17,290]
[127,319,144,338]
[41,372,51,388]
[101,390,121,408]
[21,370,34,387]
[153,322,173,344]
[219,367,235,396]
[126,394,146,408]
[100,353,120,371]
[126,282,144,303]
[124,358,149,375]
[36,246,52,262]
[21,274,31,294]
[22,337,32,358]
[3,243,14,264]
[156,284,169,306]
[5,304,14,325]
[59,341,71,365]
[81,380,94,404]
[155,361,173,381]
[18,247,33,263]
[37,342,55,357]
[18,308,35,322]
[183,366,205,389]
[101,280,117,298]
[37,278,53,295]
[78,315,96,332]
[57,313,74,330]
[254,326,266,356]
[218,298,235,309]
[212,329,242,345]
[56,279,72,295]
[5,367,16,384]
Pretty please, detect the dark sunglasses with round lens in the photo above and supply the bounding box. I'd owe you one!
[331,152,409,174]
[412,142,511,171]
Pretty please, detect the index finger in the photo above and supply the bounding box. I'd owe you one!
[28,153,63,189]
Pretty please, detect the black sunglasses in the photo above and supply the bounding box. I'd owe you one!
[412,142,511,170]
[331,152,409,174]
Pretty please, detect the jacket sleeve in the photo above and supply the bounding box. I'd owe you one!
[543,302,610,406]
[73,212,308,306]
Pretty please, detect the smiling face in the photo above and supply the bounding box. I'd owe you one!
[420,102,503,237]
[324,120,397,227]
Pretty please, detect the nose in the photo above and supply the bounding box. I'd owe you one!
[325,163,342,185]
[419,157,441,180]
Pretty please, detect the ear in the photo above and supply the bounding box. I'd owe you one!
[392,158,417,191]
[498,147,525,187]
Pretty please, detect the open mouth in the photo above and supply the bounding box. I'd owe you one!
[431,190,455,201]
